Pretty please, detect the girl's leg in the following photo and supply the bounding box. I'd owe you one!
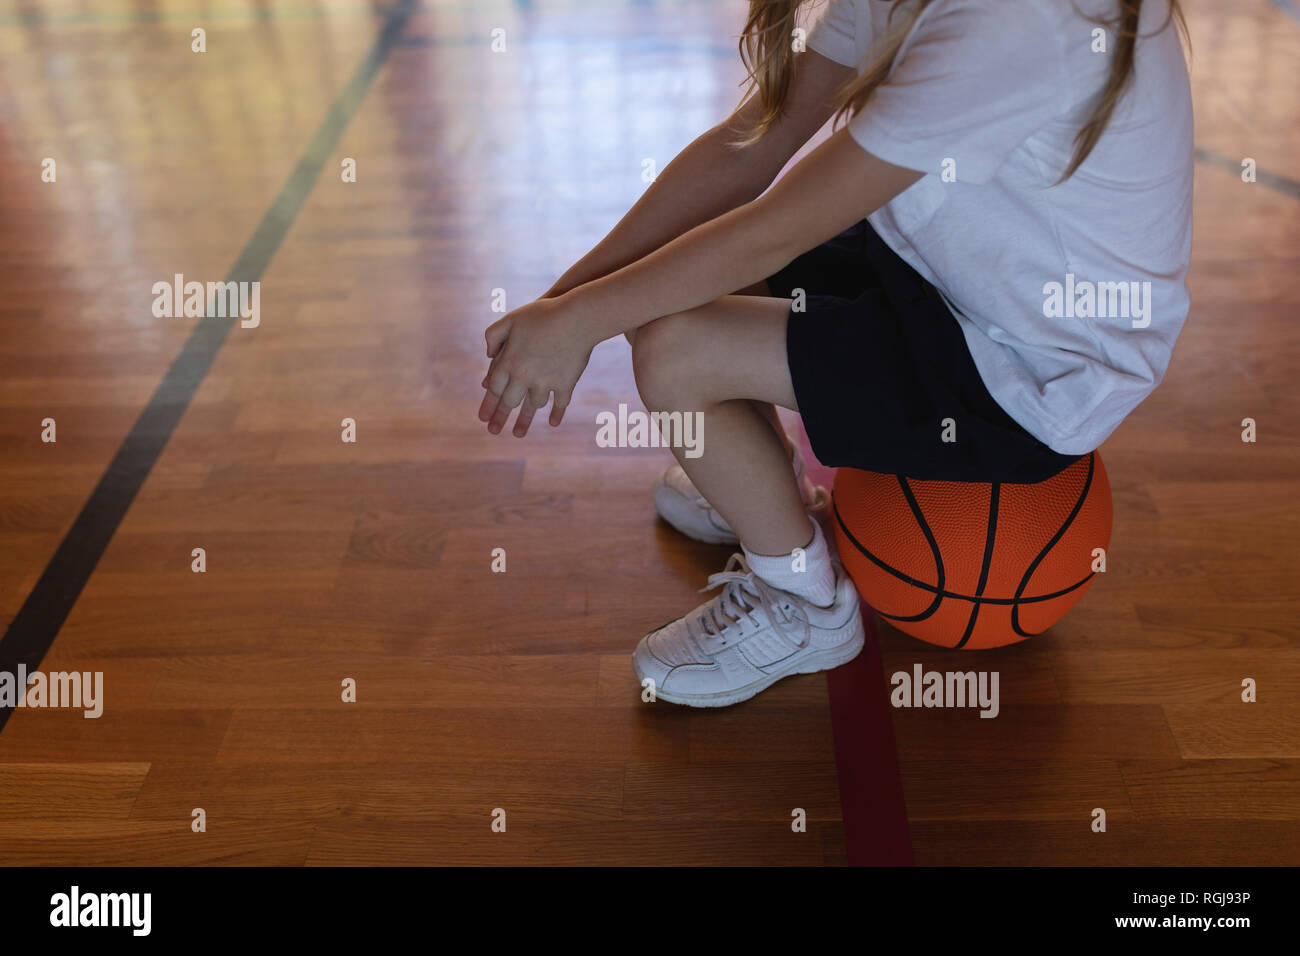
[628,278,795,457]
[729,280,796,457]
[631,295,808,557]
[629,294,861,708]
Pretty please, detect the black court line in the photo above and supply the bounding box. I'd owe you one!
[0,0,415,734]
[1196,148,1300,200]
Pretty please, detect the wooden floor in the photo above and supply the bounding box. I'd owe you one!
[0,0,1296,866]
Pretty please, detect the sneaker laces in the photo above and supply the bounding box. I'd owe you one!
[695,554,811,650]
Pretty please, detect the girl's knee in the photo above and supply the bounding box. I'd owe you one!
[631,312,695,403]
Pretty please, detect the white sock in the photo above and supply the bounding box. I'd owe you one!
[742,517,837,608]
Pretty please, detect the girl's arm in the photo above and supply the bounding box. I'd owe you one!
[480,129,923,433]
[560,127,923,341]
[542,52,856,298]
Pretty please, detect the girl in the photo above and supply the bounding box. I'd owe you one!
[478,0,1193,707]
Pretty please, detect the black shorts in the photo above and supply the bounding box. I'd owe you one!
[769,220,1084,484]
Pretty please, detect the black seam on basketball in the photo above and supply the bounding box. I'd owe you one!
[832,491,946,621]
[954,483,1000,650]
[834,490,1095,607]
[869,572,1096,613]
[955,603,981,649]
[889,476,946,622]
[973,483,1000,598]
[1012,452,1095,639]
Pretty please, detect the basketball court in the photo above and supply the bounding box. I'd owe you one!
[0,0,1297,869]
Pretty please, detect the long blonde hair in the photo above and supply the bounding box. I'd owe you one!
[736,0,1189,182]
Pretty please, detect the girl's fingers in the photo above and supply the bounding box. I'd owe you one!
[478,388,502,423]
[487,402,511,434]
[484,354,511,398]
[479,356,512,422]
[487,380,528,434]
[548,386,572,427]
[512,397,541,437]
[483,340,511,389]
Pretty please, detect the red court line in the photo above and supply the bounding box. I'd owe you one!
[798,423,914,866]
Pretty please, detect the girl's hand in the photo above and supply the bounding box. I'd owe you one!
[479,295,596,437]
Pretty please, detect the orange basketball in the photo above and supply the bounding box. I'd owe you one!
[831,452,1112,649]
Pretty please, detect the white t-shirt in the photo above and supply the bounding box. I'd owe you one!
[807,0,1193,455]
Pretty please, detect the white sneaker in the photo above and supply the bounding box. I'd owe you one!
[632,554,864,708]
[652,447,829,546]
